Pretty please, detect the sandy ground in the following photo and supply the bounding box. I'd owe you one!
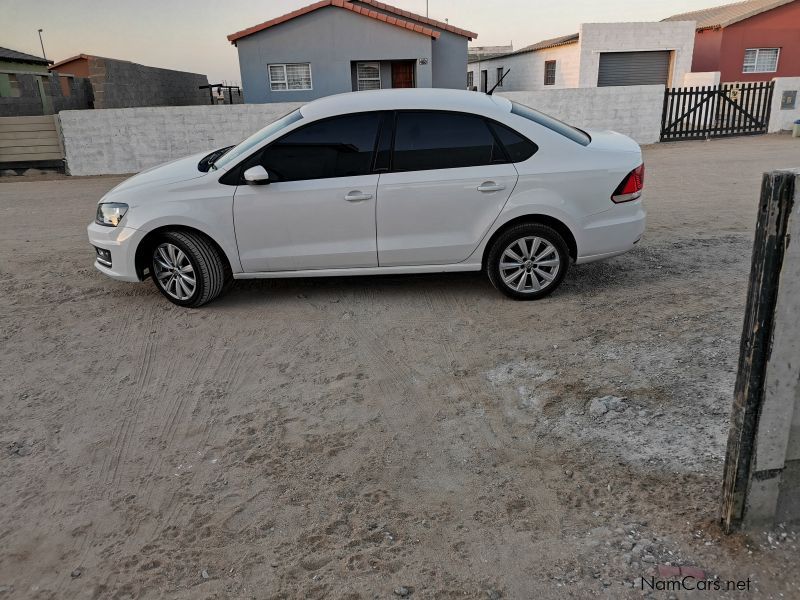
[1,135,799,600]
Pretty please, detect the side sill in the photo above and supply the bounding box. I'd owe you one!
[233,263,483,280]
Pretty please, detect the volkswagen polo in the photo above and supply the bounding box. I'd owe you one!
[88,89,645,307]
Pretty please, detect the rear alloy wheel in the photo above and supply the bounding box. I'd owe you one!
[487,223,569,300]
[150,231,231,307]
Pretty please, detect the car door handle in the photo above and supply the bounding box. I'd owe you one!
[477,182,506,192]
[344,191,373,202]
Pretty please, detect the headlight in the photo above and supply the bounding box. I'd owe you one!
[96,203,128,227]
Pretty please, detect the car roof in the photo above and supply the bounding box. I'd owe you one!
[300,88,512,120]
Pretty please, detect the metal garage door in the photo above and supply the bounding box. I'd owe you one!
[597,51,671,87]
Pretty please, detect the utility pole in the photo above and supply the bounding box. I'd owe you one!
[37,28,47,60]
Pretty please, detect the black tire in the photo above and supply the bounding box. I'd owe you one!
[150,230,232,307]
[486,223,570,301]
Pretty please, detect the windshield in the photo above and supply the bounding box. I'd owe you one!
[510,102,591,146]
[212,109,303,170]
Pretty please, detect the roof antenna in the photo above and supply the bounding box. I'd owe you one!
[487,68,510,95]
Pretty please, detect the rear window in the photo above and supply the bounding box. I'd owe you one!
[510,102,591,146]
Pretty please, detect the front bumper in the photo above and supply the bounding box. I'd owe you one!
[87,222,145,282]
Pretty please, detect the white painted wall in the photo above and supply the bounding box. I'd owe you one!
[683,71,721,87]
[500,85,665,145]
[467,43,580,92]
[577,22,696,88]
[769,77,800,133]
[58,104,302,176]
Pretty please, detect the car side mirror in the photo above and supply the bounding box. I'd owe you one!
[243,165,269,185]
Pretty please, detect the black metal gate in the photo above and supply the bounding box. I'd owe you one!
[660,81,774,142]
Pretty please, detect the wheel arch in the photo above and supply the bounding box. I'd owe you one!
[481,214,578,269]
[134,225,233,280]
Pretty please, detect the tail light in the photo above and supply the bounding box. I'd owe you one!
[611,164,645,203]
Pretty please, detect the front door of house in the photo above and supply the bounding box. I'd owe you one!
[391,62,415,88]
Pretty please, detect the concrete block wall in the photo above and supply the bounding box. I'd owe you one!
[578,22,696,88]
[58,103,301,176]
[499,85,665,144]
[0,72,92,117]
[769,77,800,133]
[89,56,210,110]
[468,43,580,92]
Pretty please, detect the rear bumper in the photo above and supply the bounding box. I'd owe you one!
[87,222,144,282]
[575,200,646,264]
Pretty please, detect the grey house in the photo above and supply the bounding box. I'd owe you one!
[227,0,477,103]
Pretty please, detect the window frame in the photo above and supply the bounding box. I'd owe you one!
[544,60,557,86]
[742,48,780,73]
[230,110,388,184]
[467,71,474,89]
[356,62,382,91]
[386,109,539,173]
[496,67,504,88]
[268,63,313,92]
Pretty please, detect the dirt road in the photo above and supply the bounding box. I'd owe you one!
[1,135,798,599]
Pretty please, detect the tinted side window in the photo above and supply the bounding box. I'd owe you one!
[257,112,382,181]
[393,112,503,172]
[510,102,591,146]
[489,122,538,163]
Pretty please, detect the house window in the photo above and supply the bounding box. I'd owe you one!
[496,67,504,87]
[544,60,557,86]
[467,71,474,89]
[0,73,21,98]
[268,63,312,91]
[356,62,381,91]
[742,48,779,73]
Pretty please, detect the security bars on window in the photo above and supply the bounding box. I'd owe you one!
[356,62,381,91]
[268,63,312,91]
[742,48,779,73]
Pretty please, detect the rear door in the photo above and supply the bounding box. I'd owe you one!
[376,111,518,266]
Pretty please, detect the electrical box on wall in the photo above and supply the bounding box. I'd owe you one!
[781,90,797,110]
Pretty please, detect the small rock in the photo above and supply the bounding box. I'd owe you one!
[564,470,573,478]
[201,569,209,579]
[589,398,609,417]
[0,169,18,177]
[22,168,45,176]
[394,586,410,597]
[642,554,656,563]
[70,569,81,578]
[486,590,502,600]
[620,540,634,551]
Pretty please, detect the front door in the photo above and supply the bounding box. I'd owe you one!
[480,70,488,93]
[391,62,415,88]
[376,111,517,266]
[233,112,384,272]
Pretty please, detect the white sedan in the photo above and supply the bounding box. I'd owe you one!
[88,89,645,307]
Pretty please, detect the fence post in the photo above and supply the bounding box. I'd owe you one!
[721,169,800,531]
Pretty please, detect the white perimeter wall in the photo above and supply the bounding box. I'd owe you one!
[468,43,580,92]
[578,22,696,88]
[769,77,800,133]
[500,86,665,145]
[59,104,302,176]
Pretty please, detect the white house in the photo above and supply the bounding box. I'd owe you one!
[468,22,696,92]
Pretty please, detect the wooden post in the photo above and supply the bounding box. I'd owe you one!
[721,169,800,532]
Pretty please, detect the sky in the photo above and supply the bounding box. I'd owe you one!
[5,0,728,84]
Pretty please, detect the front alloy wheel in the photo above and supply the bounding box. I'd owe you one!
[149,230,231,307]
[153,243,196,301]
[487,223,569,300]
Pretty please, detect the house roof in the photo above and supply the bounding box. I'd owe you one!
[663,0,796,30]
[49,54,92,69]
[352,0,477,39]
[0,46,52,66]
[228,0,443,44]
[468,33,578,63]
